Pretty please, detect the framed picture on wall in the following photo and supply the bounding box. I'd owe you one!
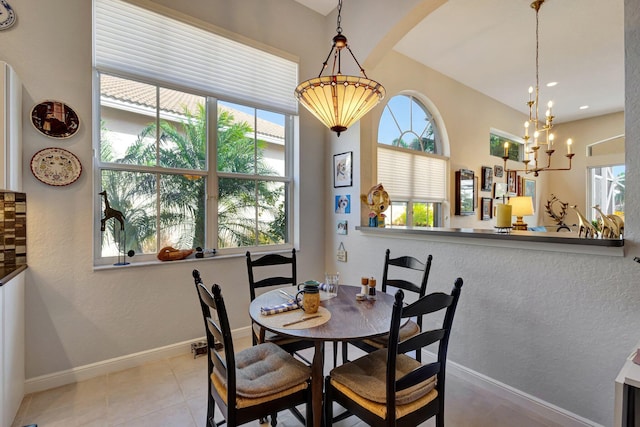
[494,165,504,178]
[507,170,518,194]
[522,178,536,207]
[333,151,352,188]
[481,197,492,220]
[481,166,493,192]
[494,182,508,200]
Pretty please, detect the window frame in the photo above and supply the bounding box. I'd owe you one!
[376,92,449,227]
[93,71,295,266]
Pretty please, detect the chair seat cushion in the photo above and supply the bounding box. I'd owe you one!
[330,349,436,406]
[361,320,420,348]
[213,342,310,401]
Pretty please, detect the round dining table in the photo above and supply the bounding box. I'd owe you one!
[249,284,398,427]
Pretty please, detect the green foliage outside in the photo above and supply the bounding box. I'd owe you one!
[393,203,435,227]
[490,133,520,161]
[100,105,286,255]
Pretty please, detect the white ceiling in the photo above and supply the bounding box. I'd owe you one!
[294,0,624,124]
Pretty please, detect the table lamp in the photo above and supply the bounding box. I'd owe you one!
[509,196,534,230]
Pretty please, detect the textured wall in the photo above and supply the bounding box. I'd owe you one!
[323,1,639,425]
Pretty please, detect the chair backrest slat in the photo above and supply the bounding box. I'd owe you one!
[402,292,454,318]
[246,249,297,301]
[381,250,433,327]
[397,328,445,354]
[396,362,440,392]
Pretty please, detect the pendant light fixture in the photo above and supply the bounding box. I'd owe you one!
[294,0,385,136]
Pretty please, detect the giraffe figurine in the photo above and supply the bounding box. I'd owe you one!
[99,190,125,231]
[593,204,624,238]
[569,205,597,239]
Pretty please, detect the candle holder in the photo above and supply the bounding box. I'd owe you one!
[494,226,512,234]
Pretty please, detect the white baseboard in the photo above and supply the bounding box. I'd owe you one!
[421,349,603,427]
[24,326,252,395]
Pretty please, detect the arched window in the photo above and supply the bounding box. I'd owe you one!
[377,94,448,227]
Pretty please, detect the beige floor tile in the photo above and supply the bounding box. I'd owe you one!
[107,358,174,389]
[113,402,196,427]
[11,342,576,427]
[107,377,183,425]
[26,374,108,415]
[168,352,207,376]
[19,395,108,427]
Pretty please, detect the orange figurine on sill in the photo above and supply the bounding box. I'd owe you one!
[157,246,194,261]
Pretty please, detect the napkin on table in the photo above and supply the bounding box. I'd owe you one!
[260,301,300,315]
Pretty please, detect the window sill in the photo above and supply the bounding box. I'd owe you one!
[356,225,624,257]
[93,247,295,271]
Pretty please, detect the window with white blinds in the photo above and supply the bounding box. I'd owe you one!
[377,145,447,201]
[94,0,299,115]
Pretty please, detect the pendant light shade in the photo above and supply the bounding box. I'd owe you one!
[295,74,385,135]
[295,1,385,136]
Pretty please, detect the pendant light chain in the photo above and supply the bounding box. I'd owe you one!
[336,0,342,34]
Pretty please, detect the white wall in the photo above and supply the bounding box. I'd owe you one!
[0,0,330,379]
[323,1,640,425]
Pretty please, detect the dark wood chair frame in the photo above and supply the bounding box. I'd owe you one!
[342,248,433,363]
[245,249,316,357]
[192,270,312,427]
[325,278,464,427]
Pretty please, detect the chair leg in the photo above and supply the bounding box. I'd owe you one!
[436,411,444,427]
[270,412,278,426]
[324,376,333,426]
[341,341,349,363]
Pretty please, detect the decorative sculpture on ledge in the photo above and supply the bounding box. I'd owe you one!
[593,205,624,239]
[99,190,132,265]
[569,205,598,239]
[544,194,570,232]
[361,183,390,227]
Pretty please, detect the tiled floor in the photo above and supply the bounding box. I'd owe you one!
[13,337,567,427]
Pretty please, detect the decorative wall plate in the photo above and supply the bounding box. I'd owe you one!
[30,147,82,186]
[0,1,16,30]
[30,100,80,139]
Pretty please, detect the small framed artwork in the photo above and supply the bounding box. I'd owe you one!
[481,197,492,220]
[522,178,536,207]
[337,220,348,235]
[474,176,478,208]
[481,166,493,192]
[335,194,351,214]
[507,170,518,194]
[494,182,508,200]
[333,151,352,188]
[494,165,504,178]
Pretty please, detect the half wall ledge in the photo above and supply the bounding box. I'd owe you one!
[356,226,624,257]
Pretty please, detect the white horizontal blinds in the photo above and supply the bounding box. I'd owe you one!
[94,0,299,115]
[377,145,446,201]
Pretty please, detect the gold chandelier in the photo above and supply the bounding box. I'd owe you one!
[294,0,385,136]
[503,0,574,177]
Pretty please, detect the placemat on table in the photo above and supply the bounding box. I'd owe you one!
[259,306,331,330]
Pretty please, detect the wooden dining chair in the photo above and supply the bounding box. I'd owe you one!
[192,269,312,427]
[342,248,433,363]
[245,250,315,358]
[325,277,463,427]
